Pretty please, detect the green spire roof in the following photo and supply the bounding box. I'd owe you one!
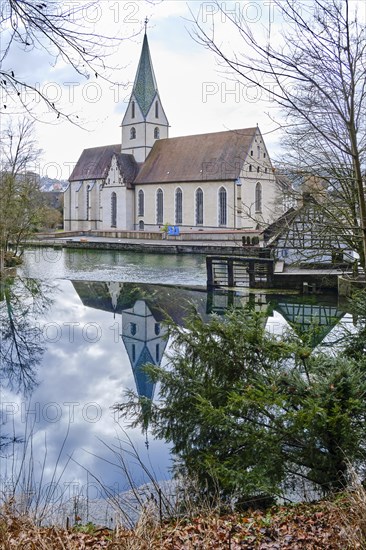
[132,34,158,118]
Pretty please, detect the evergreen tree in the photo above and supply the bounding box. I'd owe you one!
[118,303,366,506]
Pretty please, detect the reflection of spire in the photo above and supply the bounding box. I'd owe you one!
[121,300,168,401]
[106,282,124,311]
[121,300,168,448]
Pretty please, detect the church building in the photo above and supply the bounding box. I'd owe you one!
[64,32,279,233]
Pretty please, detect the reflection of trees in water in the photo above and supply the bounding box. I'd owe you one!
[0,276,54,395]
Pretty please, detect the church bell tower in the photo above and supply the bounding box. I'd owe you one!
[121,26,169,163]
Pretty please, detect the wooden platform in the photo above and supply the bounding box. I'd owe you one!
[206,256,351,292]
[206,256,274,289]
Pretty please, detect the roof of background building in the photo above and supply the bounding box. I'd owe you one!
[134,128,258,184]
[69,145,139,185]
[275,172,293,191]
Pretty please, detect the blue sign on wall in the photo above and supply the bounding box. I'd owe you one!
[168,226,180,236]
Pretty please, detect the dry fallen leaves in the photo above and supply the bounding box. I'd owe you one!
[0,494,362,549]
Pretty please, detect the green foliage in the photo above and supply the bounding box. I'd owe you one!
[0,173,48,259]
[343,290,366,360]
[161,222,172,233]
[3,252,22,267]
[72,522,97,534]
[41,205,62,230]
[119,303,366,506]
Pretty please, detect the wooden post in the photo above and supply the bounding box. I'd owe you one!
[268,260,274,287]
[248,260,255,288]
[206,256,213,288]
[206,290,214,313]
[228,258,234,287]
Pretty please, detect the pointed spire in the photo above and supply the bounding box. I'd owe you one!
[132,33,158,118]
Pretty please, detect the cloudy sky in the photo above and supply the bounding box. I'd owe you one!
[2,0,364,180]
[2,0,293,180]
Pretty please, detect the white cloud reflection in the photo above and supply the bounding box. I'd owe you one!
[1,278,172,519]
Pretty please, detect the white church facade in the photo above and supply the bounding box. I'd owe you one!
[64,33,280,233]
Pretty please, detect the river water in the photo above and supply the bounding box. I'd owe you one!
[0,248,353,526]
[20,247,207,285]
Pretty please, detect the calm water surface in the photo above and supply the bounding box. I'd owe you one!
[0,248,353,524]
[20,247,207,285]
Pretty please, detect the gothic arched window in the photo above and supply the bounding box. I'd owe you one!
[218,187,227,226]
[99,184,103,210]
[175,188,183,225]
[154,127,160,139]
[138,189,144,217]
[255,182,262,212]
[111,192,117,227]
[195,188,203,225]
[130,127,136,140]
[156,188,163,224]
[86,185,91,220]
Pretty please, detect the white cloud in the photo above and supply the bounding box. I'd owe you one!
[8,0,281,179]
[6,0,360,178]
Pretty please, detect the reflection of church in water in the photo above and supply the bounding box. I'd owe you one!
[75,280,174,402]
[72,279,350,452]
[121,299,167,401]
[72,280,350,408]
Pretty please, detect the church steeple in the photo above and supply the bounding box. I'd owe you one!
[121,31,169,163]
[132,34,158,119]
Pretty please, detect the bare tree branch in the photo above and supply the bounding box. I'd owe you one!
[190,0,366,271]
[0,0,140,120]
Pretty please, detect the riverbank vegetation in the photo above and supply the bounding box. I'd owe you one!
[119,291,366,508]
[108,289,366,546]
[0,118,62,269]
